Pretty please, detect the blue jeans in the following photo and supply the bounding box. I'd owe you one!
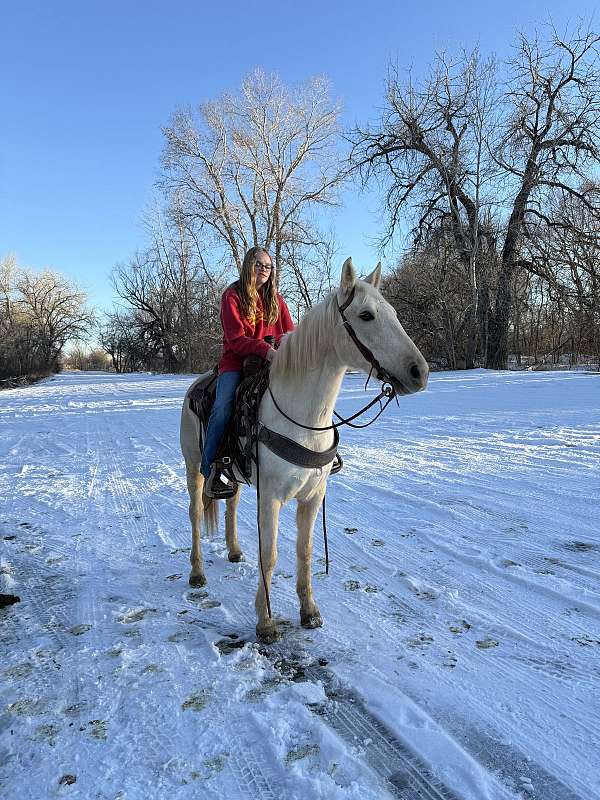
[200,370,242,478]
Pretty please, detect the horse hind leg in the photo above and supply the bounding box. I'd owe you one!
[186,463,206,587]
[225,485,244,562]
[296,491,324,629]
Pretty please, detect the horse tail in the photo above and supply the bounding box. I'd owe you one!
[202,494,220,535]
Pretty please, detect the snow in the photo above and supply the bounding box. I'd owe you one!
[1,369,599,799]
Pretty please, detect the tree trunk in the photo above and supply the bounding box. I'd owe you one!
[487,268,513,369]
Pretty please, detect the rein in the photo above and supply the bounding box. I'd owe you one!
[256,284,399,621]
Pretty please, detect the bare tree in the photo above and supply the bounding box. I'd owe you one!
[161,69,346,308]
[382,232,473,369]
[108,204,225,373]
[100,311,149,373]
[16,270,94,367]
[520,184,600,362]
[489,25,600,367]
[350,24,600,369]
[349,50,498,368]
[1,258,94,379]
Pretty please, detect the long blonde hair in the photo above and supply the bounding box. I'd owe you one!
[237,246,279,326]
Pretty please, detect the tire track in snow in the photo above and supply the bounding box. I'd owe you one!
[213,482,594,800]
[190,540,469,800]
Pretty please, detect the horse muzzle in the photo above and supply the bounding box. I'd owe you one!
[390,358,429,396]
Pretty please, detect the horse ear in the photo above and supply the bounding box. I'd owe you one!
[364,262,382,290]
[340,257,356,294]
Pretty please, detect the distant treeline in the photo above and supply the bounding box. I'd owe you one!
[4,24,599,378]
[0,257,94,382]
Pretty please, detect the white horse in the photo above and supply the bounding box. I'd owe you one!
[180,258,429,643]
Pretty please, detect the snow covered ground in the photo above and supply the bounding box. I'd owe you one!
[1,369,599,800]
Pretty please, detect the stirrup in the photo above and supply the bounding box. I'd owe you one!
[204,463,237,499]
[330,452,343,475]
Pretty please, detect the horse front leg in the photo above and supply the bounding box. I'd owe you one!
[255,495,281,644]
[186,464,206,587]
[225,485,244,562]
[296,488,325,629]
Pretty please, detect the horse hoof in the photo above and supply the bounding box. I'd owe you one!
[228,552,244,563]
[189,574,206,587]
[256,625,279,645]
[300,612,323,629]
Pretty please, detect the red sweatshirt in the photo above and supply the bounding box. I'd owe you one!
[218,282,295,373]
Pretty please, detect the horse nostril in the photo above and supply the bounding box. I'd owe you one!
[410,364,421,382]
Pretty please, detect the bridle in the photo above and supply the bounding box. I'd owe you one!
[267,285,400,434]
[337,285,399,390]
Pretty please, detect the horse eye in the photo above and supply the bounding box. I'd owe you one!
[359,311,374,321]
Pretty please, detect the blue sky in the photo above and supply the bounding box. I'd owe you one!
[1,1,596,312]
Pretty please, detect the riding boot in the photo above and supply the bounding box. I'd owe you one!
[204,462,237,499]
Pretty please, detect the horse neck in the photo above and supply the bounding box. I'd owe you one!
[267,353,347,441]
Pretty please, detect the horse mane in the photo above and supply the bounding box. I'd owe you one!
[271,288,358,379]
[270,292,340,379]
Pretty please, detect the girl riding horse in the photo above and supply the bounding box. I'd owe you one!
[201,246,294,498]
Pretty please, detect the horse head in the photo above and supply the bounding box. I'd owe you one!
[334,257,429,396]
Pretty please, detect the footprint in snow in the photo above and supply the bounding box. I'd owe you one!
[34,723,60,745]
[285,743,320,764]
[187,590,209,602]
[563,540,597,553]
[344,580,360,591]
[82,720,107,740]
[407,634,434,648]
[203,753,229,776]
[118,608,156,624]
[476,638,499,649]
[200,599,221,609]
[214,638,245,655]
[7,698,46,716]
[181,689,212,712]
[63,703,87,717]
[168,631,189,643]
[70,624,92,636]
[3,663,33,680]
[449,620,471,634]
[122,628,142,642]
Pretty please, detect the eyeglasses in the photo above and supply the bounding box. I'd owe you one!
[254,261,273,273]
